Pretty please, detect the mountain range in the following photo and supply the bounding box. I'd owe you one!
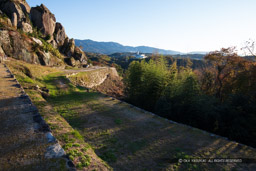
[75,39,181,55]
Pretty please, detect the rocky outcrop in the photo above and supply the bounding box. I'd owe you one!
[8,30,39,64]
[0,0,88,67]
[61,38,75,56]
[36,50,59,66]
[30,4,56,36]
[61,38,87,66]
[18,0,31,14]
[0,29,63,66]
[0,0,31,30]
[54,22,66,47]
[21,21,33,33]
[0,30,13,56]
[74,46,87,64]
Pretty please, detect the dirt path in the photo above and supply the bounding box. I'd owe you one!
[0,64,70,170]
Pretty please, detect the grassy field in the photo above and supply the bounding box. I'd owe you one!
[6,59,256,171]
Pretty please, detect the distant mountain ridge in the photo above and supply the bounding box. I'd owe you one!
[75,39,181,55]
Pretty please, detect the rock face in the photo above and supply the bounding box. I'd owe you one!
[30,4,56,36]
[61,38,75,56]
[54,22,66,47]
[45,144,65,158]
[0,30,13,56]
[18,0,31,14]
[8,30,39,64]
[61,38,87,66]
[21,21,33,33]
[74,46,87,64]
[0,0,88,67]
[0,0,31,30]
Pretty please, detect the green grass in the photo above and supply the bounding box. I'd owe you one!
[100,150,117,163]
[114,119,123,125]
[127,140,147,154]
[72,130,84,141]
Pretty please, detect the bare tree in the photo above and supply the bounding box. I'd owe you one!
[242,39,256,58]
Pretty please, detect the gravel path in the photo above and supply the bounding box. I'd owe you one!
[0,64,71,170]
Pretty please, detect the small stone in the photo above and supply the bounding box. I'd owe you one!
[46,132,56,143]
[19,94,28,99]
[13,84,21,88]
[35,85,40,90]
[33,115,43,123]
[40,122,51,132]
[45,144,65,158]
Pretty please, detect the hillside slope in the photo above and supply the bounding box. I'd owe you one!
[5,59,256,171]
[75,39,181,55]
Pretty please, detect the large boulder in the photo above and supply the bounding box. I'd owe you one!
[54,22,67,47]
[0,0,30,28]
[0,30,13,56]
[64,57,78,67]
[8,30,38,63]
[30,4,56,36]
[61,38,75,57]
[36,50,51,66]
[21,21,33,33]
[36,50,63,66]
[73,47,87,64]
[60,38,87,66]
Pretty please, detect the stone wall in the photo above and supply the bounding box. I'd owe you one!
[67,67,119,88]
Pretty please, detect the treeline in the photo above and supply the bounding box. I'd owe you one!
[86,52,207,77]
[124,48,256,147]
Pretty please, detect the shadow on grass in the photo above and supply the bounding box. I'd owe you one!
[27,72,256,170]
[52,97,256,171]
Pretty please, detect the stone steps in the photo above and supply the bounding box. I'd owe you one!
[0,64,75,170]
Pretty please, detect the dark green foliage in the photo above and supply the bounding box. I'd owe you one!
[45,34,51,41]
[124,51,256,148]
[100,150,117,163]
[125,57,170,111]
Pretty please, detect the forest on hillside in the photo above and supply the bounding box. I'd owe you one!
[85,52,207,77]
[124,47,256,148]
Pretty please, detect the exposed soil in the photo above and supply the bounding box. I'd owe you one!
[93,74,124,99]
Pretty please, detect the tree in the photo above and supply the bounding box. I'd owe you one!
[241,39,256,58]
[203,47,242,100]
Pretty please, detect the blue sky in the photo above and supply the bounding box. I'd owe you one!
[26,0,256,53]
